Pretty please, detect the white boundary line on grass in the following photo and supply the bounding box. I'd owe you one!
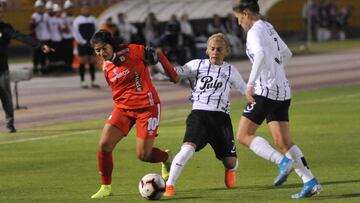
[293,92,360,105]
[0,118,185,145]
[1,92,359,145]
[0,130,96,145]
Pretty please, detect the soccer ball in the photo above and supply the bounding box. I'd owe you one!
[138,173,166,200]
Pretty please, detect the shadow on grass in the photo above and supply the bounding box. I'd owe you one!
[239,178,360,191]
[177,179,360,201]
[314,193,360,200]
[162,196,203,201]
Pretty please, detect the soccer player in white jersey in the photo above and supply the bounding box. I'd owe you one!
[232,0,322,199]
[30,0,50,74]
[163,33,247,197]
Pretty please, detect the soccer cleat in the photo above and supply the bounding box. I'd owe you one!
[161,150,172,181]
[273,156,294,186]
[91,185,112,199]
[291,178,322,199]
[91,81,100,88]
[7,125,16,133]
[81,81,88,89]
[225,169,236,188]
[164,185,175,197]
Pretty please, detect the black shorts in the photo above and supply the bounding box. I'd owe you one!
[183,110,237,160]
[242,95,291,125]
[78,44,95,56]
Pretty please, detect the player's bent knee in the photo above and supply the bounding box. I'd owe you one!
[98,142,114,152]
[236,133,251,146]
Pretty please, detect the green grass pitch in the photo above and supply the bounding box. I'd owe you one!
[0,84,359,203]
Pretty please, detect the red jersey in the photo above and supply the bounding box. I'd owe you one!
[102,44,160,109]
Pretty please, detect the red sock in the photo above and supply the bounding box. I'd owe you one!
[98,151,113,185]
[148,148,168,163]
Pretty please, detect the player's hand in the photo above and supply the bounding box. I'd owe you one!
[245,85,255,103]
[42,45,55,53]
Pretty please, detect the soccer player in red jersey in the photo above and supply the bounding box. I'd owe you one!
[89,30,179,198]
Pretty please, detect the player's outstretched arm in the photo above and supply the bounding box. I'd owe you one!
[156,49,179,83]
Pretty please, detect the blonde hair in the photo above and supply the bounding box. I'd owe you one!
[206,33,231,57]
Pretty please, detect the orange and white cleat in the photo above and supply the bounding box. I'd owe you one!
[164,185,175,197]
[225,169,236,189]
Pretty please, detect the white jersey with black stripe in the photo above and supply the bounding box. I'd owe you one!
[246,20,292,100]
[176,59,246,114]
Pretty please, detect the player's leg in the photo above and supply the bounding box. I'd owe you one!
[135,104,171,178]
[267,120,295,186]
[237,116,284,164]
[165,110,207,197]
[91,123,126,198]
[237,97,285,167]
[211,112,238,189]
[78,54,88,88]
[268,121,321,198]
[222,157,238,189]
[0,72,16,133]
[164,143,196,197]
[89,54,100,88]
[91,108,132,198]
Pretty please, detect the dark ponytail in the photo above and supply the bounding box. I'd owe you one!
[233,0,260,13]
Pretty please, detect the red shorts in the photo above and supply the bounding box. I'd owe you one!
[107,103,161,140]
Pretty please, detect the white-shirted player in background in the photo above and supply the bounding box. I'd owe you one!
[61,0,75,71]
[73,1,99,88]
[163,33,247,197]
[29,0,50,74]
[232,0,321,199]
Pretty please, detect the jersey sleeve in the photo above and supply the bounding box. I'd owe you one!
[129,44,145,62]
[230,66,247,95]
[247,28,266,86]
[175,60,198,79]
[247,28,264,56]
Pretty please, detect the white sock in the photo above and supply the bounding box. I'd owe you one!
[166,144,195,186]
[249,136,284,164]
[286,145,314,183]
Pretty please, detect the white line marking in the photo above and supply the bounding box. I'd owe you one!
[2,93,359,145]
[293,92,360,105]
[0,130,96,145]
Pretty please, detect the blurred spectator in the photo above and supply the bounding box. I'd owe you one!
[179,13,196,60]
[47,3,66,68]
[317,0,332,41]
[73,1,99,88]
[100,17,119,38]
[61,0,75,72]
[326,0,338,39]
[207,14,226,36]
[143,12,161,46]
[158,19,186,66]
[179,13,194,36]
[224,13,242,57]
[0,4,52,133]
[336,6,353,40]
[29,0,50,75]
[117,13,137,43]
[302,0,319,41]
